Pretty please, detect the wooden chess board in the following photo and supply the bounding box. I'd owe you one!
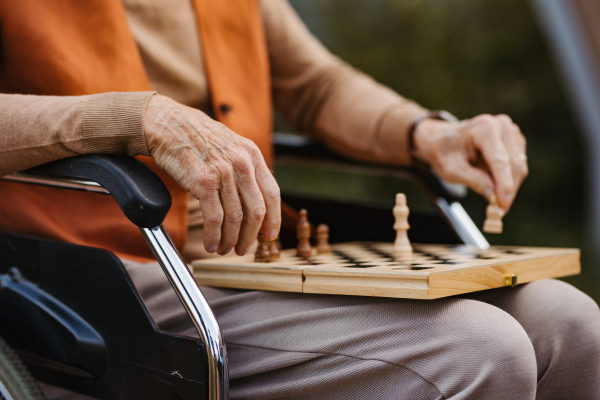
[192,242,580,299]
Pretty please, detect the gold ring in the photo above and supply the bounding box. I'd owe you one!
[518,153,528,162]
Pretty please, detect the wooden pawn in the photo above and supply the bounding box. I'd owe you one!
[269,238,281,261]
[316,224,332,255]
[254,232,271,262]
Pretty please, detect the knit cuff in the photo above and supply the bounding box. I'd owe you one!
[82,91,156,157]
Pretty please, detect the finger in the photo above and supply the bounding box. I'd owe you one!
[497,115,528,191]
[248,142,281,240]
[437,158,495,199]
[469,117,515,209]
[233,157,266,256]
[193,175,224,253]
[217,166,244,255]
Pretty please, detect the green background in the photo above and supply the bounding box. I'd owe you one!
[274,0,599,301]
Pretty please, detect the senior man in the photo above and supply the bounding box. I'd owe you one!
[0,0,599,399]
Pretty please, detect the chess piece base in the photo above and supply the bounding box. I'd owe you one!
[483,220,503,234]
[394,246,413,261]
[296,246,312,258]
[316,246,331,255]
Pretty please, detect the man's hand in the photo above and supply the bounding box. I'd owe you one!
[413,114,528,211]
[143,95,281,256]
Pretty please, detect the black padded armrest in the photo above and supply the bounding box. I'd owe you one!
[273,133,467,202]
[25,155,172,228]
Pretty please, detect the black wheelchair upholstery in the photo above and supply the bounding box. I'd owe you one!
[0,232,204,399]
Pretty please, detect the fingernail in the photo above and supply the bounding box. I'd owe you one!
[208,244,217,253]
[484,187,493,200]
[503,194,512,204]
[219,248,232,256]
[266,229,278,240]
[240,248,249,256]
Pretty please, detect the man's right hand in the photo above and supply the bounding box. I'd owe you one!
[143,95,281,256]
[413,114,528,212]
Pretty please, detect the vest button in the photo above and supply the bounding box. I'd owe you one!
[219,104,232,115]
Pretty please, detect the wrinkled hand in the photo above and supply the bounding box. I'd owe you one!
[413,114,528,211]
[143,95,281,255]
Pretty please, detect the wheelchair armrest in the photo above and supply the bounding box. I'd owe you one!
[5,155,228,398]
[23,155,171,228]
[273,133,467,202]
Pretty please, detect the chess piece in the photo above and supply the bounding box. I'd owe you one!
[316,224,332,255]
[296,209,312,258]
[483,194,505,234]
[254,232,271,262]
[393,193,412,260]
[269,238,281,261]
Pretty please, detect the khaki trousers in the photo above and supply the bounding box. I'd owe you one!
[45,260,600,399]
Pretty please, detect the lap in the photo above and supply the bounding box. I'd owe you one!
[211,289,537,399]
[126,261,536,398]
[123,260,599,400]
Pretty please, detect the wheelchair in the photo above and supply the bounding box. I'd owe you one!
[0,134,487,399]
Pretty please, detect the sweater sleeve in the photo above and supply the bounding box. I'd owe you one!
[0,91,154,176]
[259,0,429,166]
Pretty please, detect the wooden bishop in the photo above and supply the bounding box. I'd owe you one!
[296,209,312,258]
[393,193,412,260]
[483,194,504,234]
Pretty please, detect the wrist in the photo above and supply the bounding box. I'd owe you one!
[408,110,458,166]
[143,94,173,155]
[413,119,452,161]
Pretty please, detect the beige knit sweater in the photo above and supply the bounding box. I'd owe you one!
[0,0,427,256]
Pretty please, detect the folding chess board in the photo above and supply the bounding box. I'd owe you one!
[192,242,580,299]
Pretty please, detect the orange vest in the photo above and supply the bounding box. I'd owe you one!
[0,0,272,262]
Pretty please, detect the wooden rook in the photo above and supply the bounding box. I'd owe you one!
[393,193,412,260]
[483,194,505,234]
[296,209,312,258]
[254,232,271,262]
[269,238,281,261]
[316,224,332,255]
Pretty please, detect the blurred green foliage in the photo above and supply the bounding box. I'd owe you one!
[276,0,599,300]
